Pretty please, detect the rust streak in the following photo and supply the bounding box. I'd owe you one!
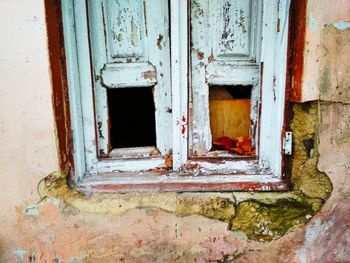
[196,51,204,60]
[44,0,74,175]
[143,70,156,80]
[76,180,289,193]
[157,34,164,50]
[287,0,307,102]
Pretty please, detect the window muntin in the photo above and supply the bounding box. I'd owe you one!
[62,0,291,191]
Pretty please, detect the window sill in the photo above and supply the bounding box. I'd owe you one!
[73,171,289,193]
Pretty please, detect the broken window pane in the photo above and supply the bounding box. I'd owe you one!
[209,85,255,156]
[107,88,156,149]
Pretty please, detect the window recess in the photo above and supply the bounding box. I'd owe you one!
[62,0,292,192]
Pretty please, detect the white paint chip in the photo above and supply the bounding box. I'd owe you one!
[24,205,39,217]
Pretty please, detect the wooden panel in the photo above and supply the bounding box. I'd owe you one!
[101,62,157,88]
[171,0,189,169]
[77,180,289,193]
[213,0,252,57]
[88,0,110,156]
[190,0,211,156]
[206,62,259,85]
[106,0,145,58]
[190,0,262,156]
[146,0,173,156]
[88,0,172,159]
[210,98,250,141]
[109,146,159,158]
[75,171,289,193]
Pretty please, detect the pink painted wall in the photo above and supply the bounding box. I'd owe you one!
[0,0,349,262]
[0,0,59,253]
[301,0,350,101]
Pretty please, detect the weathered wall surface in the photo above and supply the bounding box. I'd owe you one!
[0,0,59,260]
[301,0,350,101]
[0,0,349,262]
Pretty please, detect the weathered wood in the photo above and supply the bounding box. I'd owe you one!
[190,0,211,156]
[209,98,251,141]
[206,63,259,85]
[253,0,292,177]
[62,0,291,183]
[101,62,157,88]
[73,0,99,173]
[88,0,172,161]
[214,0,252,57]
[171,0,188,169]
[146,0,173,156]
[88,0,110,156]
[190,0,262,157]
[109,146,159,158]
[76,171,289,193]
[96,157,166,173]
[106,0,145,58]
[61,0,86,179]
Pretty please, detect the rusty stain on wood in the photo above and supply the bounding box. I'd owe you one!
[197,51,204,60]
[208,54,215,62]
[157,34,164,49]
[45,0,74,175]
[143,70,157,80]
[75,179,289,193]
[287,0,308,102]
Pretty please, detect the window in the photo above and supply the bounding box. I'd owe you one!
[62,0,291,192]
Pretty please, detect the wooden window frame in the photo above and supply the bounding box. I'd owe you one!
[60,0,293,193]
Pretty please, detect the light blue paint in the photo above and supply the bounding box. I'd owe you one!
[24,205,39,217]
[332,21,350,31]
[307,12,318,32]
[69,254,90,263]
[13,249,27,262]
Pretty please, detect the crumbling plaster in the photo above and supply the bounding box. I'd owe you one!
[0,0,349,262]
[301,0,350,101]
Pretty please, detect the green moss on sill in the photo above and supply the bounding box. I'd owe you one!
[38,172,235,222]
[230,198,314,241]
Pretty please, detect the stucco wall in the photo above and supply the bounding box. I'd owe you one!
[301,0,350,101]
[0,0,59,257]
[0,0,349,262]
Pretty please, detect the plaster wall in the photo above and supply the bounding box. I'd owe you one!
[0,0,349,262]
[0,0,59,255]
[301,0,350,101]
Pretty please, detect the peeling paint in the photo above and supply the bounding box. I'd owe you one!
[331,20,350,31]
[307,12,318,32]
[3,1,350,261]
[24,205,39,217]
[142,70,156,80]
[156,34,164,49]
[13,249,27,262]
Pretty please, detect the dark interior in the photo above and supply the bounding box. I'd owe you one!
[107,87,156,149]
[209,85,252,99]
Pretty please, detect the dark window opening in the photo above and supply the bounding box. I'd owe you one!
[209,85,255,156]
[107,88,156,150]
